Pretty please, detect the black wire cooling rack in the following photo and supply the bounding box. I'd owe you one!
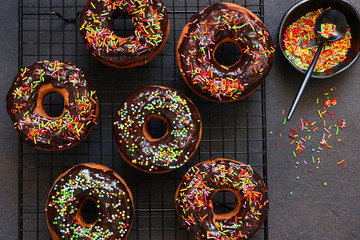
[18,0,268,239]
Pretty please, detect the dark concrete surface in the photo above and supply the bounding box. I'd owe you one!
[265,0,360,239]
[1,1,360,239]
[0,1,19,239]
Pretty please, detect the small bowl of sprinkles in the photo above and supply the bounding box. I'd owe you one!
[279,0,360,78]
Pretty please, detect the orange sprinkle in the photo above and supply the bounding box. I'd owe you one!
[337,160,345,165]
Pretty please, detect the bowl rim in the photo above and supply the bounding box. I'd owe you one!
[278,0,360,79]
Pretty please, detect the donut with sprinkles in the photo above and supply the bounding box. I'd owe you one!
[113,86,202,173]
[177,2,275,102]
[46,163,134,240]
[6,60,98,151]
[79,0,170,68]
[175,158,269,240]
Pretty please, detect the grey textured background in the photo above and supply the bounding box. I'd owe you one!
[1,0,360,239]
[0,1,19,239]
[265,0,360,239]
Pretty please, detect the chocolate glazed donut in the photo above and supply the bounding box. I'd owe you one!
[46,163,134,240]
[177,2,275,102]
[6,60,98,151]
[175,158,268,240]
[113,86,202,173]
[79,0,170,68]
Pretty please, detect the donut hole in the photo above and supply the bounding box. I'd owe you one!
[80,198,100,225]
[214,41,242,67]
[144,116,168,141]
[42,92,65,118]
[212,190,237,215]
[112,14,134,38]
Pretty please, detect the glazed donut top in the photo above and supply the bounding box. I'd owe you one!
[46,163,134,239]
[175,159,268,240]
[6,60,98,150]
[177,2,275,102]
[79,0,169,67]
[113,86,201,173]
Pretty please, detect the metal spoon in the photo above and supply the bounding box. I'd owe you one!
[287,9,347,121]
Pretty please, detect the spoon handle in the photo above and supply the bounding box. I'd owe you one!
[287,41,324,121]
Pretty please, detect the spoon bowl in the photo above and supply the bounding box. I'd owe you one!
[315,9,347,42]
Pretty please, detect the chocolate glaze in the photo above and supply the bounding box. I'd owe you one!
[79,0,169,68]
[177,2,275,102]
[6,60,98,151]
[46,163,134,240]
[175,159,268,240]
[113,86,202,173]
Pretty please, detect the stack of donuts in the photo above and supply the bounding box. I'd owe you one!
[7,1,274,239]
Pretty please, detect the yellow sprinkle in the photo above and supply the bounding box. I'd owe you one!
[318,110,323,119]
[221,65,229,70]
[79,22,86,31]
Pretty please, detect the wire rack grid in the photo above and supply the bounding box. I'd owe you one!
[18,0,268,239]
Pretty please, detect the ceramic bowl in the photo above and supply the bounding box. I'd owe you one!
[278,0,360,78]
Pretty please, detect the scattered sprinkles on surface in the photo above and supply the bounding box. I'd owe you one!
[274,85,348,194]
[283,8,352,72]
